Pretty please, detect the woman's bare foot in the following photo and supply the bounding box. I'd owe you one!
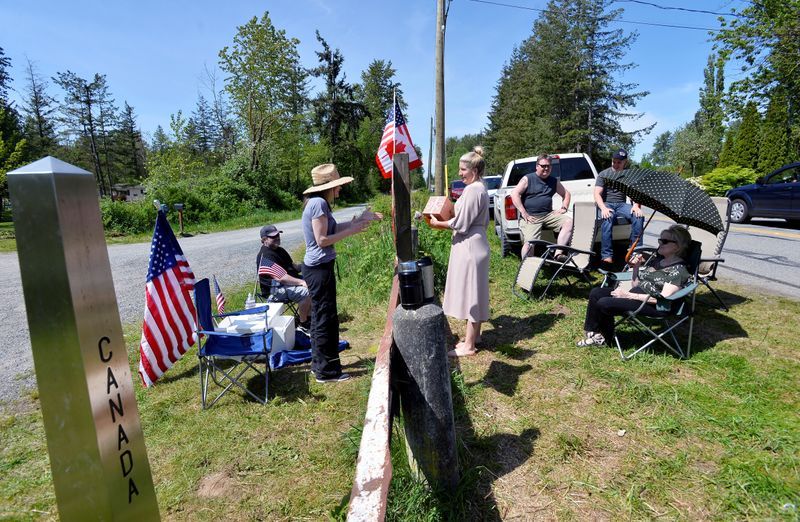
[448,341,477,357]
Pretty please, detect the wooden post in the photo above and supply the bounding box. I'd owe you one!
[393,153,412,262]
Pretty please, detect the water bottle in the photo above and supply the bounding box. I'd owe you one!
[245,293,255,309]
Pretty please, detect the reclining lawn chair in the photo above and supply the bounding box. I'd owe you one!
[254,251,300,321]
[195,278,273,409]
[603,239,702,361]
[513,201,598,300]
[691,197,731,311]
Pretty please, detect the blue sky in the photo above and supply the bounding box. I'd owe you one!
[2,0,743,170]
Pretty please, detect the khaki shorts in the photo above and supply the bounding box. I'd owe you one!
[519,212,570,242]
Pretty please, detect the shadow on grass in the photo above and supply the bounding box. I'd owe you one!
[696,286,749,310]
[480,360,534,397]
[483,313,558,358]
[450,371,540,520]
[614,306,747,359]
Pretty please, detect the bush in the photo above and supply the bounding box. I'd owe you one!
[700,166,759,196]
[100,198,156,234]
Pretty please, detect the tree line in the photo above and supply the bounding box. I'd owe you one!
[639,0,799,190]
[0,12,425,231]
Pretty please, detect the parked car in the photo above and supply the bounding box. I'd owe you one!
[448,179,465,201]
[482,175,502,213]
[726,162,800,225]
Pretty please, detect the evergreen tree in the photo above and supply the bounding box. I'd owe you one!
[151,125,170,153]
[21,58,58,157]
[758,94,793,174]
[189,94,216,159]
[0,46,10,105]
[641,131,673,168]
[114,102,146,182]
[717,126,736,168]
[53,71,117,194]
[0,48,27,215]
[309,31,366,196]
[354,59,404,194]
[731,102,761,171]
[484,0,649,171]
[714,0,800,158]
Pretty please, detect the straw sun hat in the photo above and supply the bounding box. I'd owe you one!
[303,163,354,195]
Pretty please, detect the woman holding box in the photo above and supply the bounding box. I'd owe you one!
[429,146,490,357]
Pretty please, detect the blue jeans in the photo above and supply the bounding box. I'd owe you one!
[598,202,644,259]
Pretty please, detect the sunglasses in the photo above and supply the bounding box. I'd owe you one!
[537,163,551,169]
[658,238,676,245]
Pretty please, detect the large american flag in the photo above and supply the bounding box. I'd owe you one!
[138,211,197,387]
[375,99,422,178]
[213,274,226,314]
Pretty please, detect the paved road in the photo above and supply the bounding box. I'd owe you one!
[640,217,800,300]
[0,205,365,405]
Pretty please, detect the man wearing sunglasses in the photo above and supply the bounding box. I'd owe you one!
[511,153,573,259]
[594,148,644,264]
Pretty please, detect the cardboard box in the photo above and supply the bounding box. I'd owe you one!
[422,196,455,221]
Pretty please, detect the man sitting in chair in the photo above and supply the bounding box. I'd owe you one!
[257,225,311,330]
[510,153,573,260]
[594,148,644,265]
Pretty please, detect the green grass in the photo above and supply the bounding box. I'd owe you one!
[1,193,799,520]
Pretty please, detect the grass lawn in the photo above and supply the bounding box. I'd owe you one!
[1,194,798,520]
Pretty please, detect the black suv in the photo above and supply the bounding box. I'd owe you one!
[726,162,800,225]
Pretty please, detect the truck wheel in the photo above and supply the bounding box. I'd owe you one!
[729,199,749,223]
[499,227,512,257]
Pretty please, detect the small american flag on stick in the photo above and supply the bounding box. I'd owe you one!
[213,274,226,314]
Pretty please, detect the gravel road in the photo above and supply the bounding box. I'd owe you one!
[0,205,365,405]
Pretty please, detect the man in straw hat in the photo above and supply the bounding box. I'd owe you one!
[301,164,382,383]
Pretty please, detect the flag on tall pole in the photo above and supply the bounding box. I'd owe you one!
[138,210,198,387]
[376,95,423,179]
[213,274,226,314]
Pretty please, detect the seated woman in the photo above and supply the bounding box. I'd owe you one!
[577,224,693,347]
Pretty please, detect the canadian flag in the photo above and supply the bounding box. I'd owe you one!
[375,100,422,178]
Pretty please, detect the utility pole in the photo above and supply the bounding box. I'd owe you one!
[434,0,450,196]
[427,116,434,192]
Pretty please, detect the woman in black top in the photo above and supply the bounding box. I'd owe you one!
[578,225,693,347]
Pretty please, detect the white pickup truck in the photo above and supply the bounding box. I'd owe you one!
[493,152,630,256]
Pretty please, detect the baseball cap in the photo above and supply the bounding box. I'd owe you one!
[259,225,282,238]
[612,149,628,160]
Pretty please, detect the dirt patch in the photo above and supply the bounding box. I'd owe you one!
[197,468,239,499]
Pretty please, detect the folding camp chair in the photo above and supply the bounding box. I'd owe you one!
[195,278,273,409]
[691,197,731,310]
[604,239,702,361]
[513,201,598,299]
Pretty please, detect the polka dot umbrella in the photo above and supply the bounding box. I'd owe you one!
[603,168,724,235]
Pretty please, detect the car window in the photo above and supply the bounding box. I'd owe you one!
[768,167,799,185]
[557,157,594,182]
[484,177,502,189]
[508,163,537,186]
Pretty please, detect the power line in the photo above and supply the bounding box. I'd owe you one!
[614,0,745,18]
[467,0,721,32]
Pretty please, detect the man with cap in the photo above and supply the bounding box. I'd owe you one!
[594,148,644,264]
[257,224,311,329]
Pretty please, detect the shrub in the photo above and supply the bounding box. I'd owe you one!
[700,166,759,196]
[99,198,156,234]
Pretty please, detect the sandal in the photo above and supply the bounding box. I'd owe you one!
[576,333,606,347]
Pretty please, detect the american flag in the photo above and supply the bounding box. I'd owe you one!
[375,99,422,179]
[213,274,226,314]
[258,256,288,280]
[137,211,197,387]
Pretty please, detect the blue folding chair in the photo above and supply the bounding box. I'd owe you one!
[194,278,273,409]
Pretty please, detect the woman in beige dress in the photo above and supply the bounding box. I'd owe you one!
[430,147,490,357]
